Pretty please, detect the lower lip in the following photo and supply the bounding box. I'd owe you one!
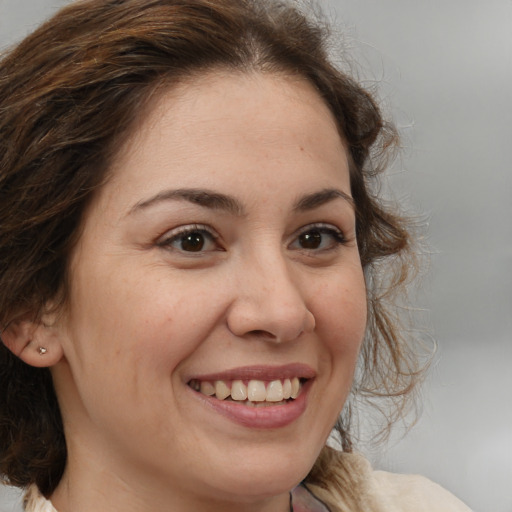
[190,380,312,429]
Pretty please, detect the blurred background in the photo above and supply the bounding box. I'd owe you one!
[1,1,511,511]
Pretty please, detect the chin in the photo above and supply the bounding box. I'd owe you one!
[205,446,317,499]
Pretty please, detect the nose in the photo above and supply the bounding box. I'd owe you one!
[226,255,316,343]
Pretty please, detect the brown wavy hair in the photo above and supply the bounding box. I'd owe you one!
[0,0,424,500]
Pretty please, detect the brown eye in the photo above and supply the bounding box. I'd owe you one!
[291,224,346,252]
[180,232,206,252]
[298,231,322,249]
[159,225,218,253]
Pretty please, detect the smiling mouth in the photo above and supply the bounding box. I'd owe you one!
[188,377,306,407]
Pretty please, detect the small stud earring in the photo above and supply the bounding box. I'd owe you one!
[38,347,48,355]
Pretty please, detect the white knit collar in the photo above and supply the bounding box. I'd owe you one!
[23,484,57,512]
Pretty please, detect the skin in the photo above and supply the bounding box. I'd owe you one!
[36,71,367,512]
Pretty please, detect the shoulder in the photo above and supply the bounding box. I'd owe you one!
[306,449,472,512]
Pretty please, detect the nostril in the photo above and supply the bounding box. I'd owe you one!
[247,329,275,340]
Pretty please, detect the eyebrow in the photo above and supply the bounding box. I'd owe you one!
[130,188,245,216]
[293,188,354,212]
[130,186,354,216]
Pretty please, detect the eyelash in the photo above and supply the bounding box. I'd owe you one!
[156,222,347,255]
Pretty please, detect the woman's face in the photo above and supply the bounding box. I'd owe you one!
[50,71,367,509]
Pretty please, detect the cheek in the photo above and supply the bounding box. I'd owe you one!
[308,270,366,434]
[59,267,230,427]
[313,268,367,355]
[71,267,231,377]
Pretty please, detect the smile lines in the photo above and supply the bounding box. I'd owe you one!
[189,377,303,405]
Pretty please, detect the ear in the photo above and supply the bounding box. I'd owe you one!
[1,313,64,368]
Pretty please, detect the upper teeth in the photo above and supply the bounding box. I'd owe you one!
[191,377,302,403]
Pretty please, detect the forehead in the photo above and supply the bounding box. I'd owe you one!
[99,70,350,212]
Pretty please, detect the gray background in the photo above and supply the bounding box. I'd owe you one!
[0,1,511,511]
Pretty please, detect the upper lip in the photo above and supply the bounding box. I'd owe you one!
[187,363,316,383]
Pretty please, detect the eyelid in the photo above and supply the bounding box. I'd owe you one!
[294,222,345,239]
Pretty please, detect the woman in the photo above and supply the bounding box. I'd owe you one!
[0,1,471,511]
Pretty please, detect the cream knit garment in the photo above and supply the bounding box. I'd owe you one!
[23,485,56,512]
